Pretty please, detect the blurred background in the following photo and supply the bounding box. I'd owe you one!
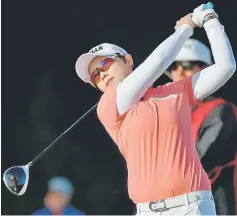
[2,0,237,214]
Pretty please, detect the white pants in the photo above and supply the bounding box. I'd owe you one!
[136,190,216,215]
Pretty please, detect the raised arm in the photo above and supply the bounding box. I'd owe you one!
[116,15,194,115]
[192,7,236,100]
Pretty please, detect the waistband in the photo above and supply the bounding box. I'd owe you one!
[136,190,213,213]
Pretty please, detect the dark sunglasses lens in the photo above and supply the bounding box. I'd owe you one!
[3,166,27,195]
[182,61,207,70]
[181,62,193,70]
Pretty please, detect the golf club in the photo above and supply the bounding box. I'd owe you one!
[3,103,98,196]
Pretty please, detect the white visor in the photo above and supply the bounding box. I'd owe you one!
[75,43,127,83]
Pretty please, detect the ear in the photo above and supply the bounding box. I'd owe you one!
[125,54,134,68]
[170,71,175,81]
[176,65,184,74]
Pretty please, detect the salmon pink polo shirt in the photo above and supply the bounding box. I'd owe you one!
[97,76,211,203]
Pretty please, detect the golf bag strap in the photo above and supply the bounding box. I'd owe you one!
[191,98,226,142]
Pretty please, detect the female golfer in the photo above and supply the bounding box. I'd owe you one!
[75,5,236,215]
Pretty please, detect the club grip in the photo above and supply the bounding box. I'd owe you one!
[204,2,214,10]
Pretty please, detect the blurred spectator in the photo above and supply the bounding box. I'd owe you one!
[167,38,237,215]
[33,176,85,215]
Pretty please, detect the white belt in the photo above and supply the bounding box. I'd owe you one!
[137,190,213,212]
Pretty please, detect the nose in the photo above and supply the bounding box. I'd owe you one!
[100,71,108,80]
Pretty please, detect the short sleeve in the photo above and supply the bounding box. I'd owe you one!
[97,85,125,142]
[183,76,201,107]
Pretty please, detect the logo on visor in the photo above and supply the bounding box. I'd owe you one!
[89,46,103,53]
[112,46,126,54]
[112,47,119,51]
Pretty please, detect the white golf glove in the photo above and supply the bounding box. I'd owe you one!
[192,4,218,27]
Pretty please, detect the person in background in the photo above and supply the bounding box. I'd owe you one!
[167,38,237,215]
[33,176,85,215]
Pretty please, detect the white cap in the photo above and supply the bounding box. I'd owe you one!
[75,43,127,83]
[175,39,212,65]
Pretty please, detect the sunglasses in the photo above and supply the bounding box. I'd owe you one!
[89,54,126,87]
[167,61,208,71]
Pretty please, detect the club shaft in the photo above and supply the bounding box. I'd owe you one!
[28,103,98,168]
[164,70,173,80]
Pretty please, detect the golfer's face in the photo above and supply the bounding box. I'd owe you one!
[88,55,131,92]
